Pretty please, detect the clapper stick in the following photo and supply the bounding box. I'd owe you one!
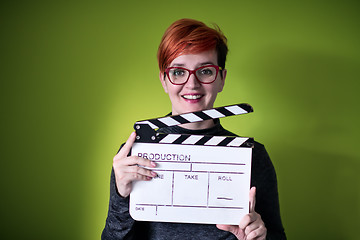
[134,103,254,148]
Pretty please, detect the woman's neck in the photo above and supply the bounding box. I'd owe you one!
[178,119,215,130]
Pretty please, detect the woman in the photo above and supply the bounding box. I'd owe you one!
[102,18,286,240]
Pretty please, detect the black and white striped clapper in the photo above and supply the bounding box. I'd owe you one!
[134,103,254,148]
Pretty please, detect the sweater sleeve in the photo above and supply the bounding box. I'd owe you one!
[101,168,136,240]
[251,143,286,240]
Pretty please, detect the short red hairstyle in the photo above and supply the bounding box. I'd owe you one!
[157,18,228,73]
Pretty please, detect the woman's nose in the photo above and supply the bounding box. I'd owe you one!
[185,73,201,88]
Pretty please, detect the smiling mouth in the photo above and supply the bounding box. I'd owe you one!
[182,94,203,100]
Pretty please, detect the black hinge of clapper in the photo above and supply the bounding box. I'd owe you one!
[133,103,253,143]
[134,123,158,143]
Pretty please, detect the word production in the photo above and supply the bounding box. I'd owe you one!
[137,152,191,161]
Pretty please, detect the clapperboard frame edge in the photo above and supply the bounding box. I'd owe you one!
[130,103,254,224]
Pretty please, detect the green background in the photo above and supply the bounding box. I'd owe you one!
[1,0,359,239]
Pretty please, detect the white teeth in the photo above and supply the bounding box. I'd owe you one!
[183,95,202,99]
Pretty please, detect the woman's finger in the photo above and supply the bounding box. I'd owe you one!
[127,164,157,178]
[117,132,137,159]
[119,170,154,182]
[216,224,233,232]
[246,224,267,240]
[249,186,256,213]
[216,224,245,238]
[120,156,157,169]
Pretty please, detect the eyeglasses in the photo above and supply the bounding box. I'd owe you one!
[164,65,222,85]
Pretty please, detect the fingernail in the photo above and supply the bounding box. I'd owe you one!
[151,161,157,167]
[151,172,157,177]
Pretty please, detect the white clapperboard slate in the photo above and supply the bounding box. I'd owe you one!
[130,104,254,225]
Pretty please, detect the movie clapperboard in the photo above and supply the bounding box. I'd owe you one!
[130,103,254,225]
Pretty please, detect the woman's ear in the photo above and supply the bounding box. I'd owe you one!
[159,72,168,93]
[218,69,227,93]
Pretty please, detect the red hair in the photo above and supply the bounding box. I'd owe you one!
[157,19,228,73]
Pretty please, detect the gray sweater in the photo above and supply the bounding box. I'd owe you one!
[102,120,286,239]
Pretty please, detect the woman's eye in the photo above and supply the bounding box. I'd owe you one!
[199,68,213,75]
[172,69,185,76]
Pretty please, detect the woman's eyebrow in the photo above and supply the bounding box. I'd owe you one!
[199,61,215,66]
[171,63,185,67]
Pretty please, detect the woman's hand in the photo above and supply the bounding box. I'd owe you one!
[216,187,267,240]
[112,132,157,197]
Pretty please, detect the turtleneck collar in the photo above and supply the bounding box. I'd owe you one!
[156,115,236,137]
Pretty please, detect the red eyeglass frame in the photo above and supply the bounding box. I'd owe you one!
[164,65,223,85]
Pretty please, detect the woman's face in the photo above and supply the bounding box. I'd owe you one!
[160,49,226,115]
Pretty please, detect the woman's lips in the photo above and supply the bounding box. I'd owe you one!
[182,94,202,99]
[181,94,203,103]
